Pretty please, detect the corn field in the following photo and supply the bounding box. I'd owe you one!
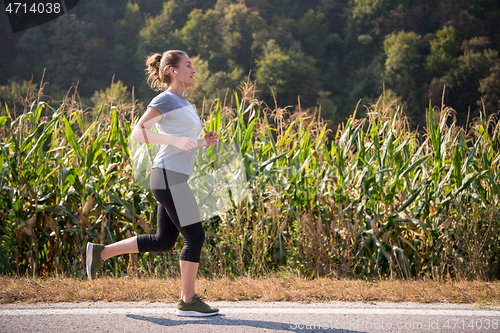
[0,82,499,281]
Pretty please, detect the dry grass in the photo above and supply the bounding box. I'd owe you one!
[1,275,499,307]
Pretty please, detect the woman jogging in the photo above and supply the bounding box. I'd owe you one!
[86,50,220,317]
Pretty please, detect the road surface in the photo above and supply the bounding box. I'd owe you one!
[1,301,499,332]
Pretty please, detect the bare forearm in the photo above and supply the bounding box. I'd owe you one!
[197,138,207,148]
[131,127,177,145]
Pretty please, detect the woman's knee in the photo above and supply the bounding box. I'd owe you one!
[197,227,205,247]
[154,232,178,252]
[183,224,205,251]
[138,232,177,253]
[155,241,175,253]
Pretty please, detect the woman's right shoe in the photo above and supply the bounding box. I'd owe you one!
[86,243,105,280]
[176,294,219,317]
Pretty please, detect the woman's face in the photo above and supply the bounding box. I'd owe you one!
[174,54,196,87]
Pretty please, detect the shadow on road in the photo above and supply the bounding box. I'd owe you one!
[126,314,366,332]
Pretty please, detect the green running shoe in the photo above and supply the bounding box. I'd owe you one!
[86,243,105,280]
[176,294,219,317]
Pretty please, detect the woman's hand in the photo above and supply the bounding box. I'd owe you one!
[174,136,198,152]
[204,131,219,146]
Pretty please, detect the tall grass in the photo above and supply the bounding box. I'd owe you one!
[0,79,499,281]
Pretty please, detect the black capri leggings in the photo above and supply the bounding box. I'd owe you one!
[136,168,205,263]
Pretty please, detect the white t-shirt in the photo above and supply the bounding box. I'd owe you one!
[148,90,203,176]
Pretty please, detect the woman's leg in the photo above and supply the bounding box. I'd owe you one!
[100,201,180,260]
[100,236,139,261]
[150,168,206,304]
[86,168,187,280]
[176,215,205,303]
[180,260,199,303]
[135,203,180,253]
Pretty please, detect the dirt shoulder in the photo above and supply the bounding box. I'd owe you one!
[1,276,499,307]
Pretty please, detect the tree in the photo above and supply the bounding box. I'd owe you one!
[297,9,330,68]
[478,62,500,118]
[84,37,116,94]
[255,39,320,108]
[352,0,388,20]
[425,25,460,78]
[449,47,499,124]
[113,2,144,89]
[0,12,18,85]
[137,0,184,100]
[139,0,168,15]
[180,8,226,72]
[186,56,242,110]
[215,1,266,73]
[46,14,96,95]
[350,0,401,35]
[72,0,118,43]
[14,27,49,81]
[316,90,337,129]
[138,0,183,58]
[90,80,142,113]
[383,30,423,126]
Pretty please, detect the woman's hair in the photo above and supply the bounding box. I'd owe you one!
[145,50,187,91]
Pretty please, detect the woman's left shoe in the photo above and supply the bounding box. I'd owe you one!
[86,243,105,280]
[176,294,219,317]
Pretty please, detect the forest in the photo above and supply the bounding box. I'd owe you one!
[1,0,500,131]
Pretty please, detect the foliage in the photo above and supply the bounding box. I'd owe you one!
[90,80,138,111]
[478,62,500,118]
[1,83,499,281]
[2,0,500,131]
[255,40,320,108]
[382,31,423,126]
[425,25,460,78]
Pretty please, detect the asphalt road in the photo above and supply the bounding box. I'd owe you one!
[1,301,499,333]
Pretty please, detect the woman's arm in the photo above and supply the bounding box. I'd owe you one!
[197,138,207,148]
[131,107,177,145]
[198,131,219,148]
[132,106,200,152]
